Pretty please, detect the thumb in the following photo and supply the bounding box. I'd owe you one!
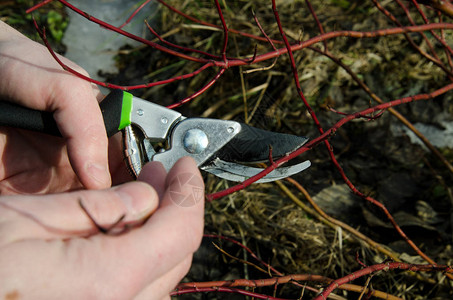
[0,181,158,244]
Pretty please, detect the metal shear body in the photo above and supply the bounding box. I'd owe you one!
[119,91,311,182]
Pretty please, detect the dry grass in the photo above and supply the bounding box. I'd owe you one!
[3,0,452,298]
[152,1,453,298]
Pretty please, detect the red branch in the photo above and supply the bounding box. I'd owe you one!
[420,0,453,17]
[409,0,453,57]
[25,0,53,13]
[32,19,216,91]
[166,68,225,109]
[206,82,453,200]
[314,262,451,300]
[28,0,453,279]
[372,0,453,79]
[29,0,206,63]
[269,0,452,272]
[305,0,328,51]
[155,0,279,45]
[171,286,288,299]
[204,234,281,276]
[28,0,453,86]
[144,20,221,60]
[213,0,228,63]
[119,0,152,29]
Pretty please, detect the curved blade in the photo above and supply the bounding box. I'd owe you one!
[201,158,311,183]
[216,123,308,163]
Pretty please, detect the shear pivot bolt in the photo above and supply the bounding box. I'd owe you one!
[183,129,208,154]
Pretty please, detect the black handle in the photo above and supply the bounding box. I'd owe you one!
[0,90,127,138]
[0,101,61,136]
[100,89,127,137]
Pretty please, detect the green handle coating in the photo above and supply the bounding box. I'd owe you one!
[100,90,133,136]
[118,91,133,130]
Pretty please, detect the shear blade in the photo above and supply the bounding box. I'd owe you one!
[216,123,309,163]
[202,158,311,183]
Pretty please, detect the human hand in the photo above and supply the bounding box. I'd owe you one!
[0,21,121,193]
[0,156,205,299]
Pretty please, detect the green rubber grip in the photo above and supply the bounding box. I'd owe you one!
[0,90,133,138]
[100,90,133,136]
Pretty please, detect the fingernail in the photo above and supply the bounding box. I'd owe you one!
[86,162,111,188]
[115,184,155,218]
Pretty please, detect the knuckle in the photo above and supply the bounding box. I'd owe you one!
[79,190,124,227]
[82,122,107,145]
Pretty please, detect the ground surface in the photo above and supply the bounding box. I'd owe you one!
[2,1,453,299]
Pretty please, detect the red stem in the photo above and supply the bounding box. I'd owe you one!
[56,0,207,64]
[144,20,221,60]
[26,0,53,13]
[213,0,228,63]
[207,81,453,269]
[409,0,453,57]
[156,0,280,45]
[373,0,453,79]
[33,21,216,91]
[27,0,453,285]
[273,0,451,269]
[30,1,453,91]
[171,286,288,299]
[305,0,328,51]
[314,262,450,300]
[438,12,453,70]
[204,234,282,276]
[226,22,453,67]
[206,82,453,200]
[166,68,225,109]
[397,0,442,61]
[119,0,153,29]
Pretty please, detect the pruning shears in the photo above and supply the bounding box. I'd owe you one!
[0,90,310,182]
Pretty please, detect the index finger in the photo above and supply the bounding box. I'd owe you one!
[49,69,111,189]
[0,31,110,189]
